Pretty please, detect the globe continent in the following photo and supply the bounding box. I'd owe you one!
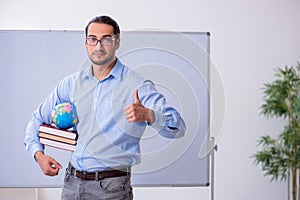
[52,102,78,129]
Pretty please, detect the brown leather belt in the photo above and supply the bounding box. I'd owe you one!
[70,165,130,181]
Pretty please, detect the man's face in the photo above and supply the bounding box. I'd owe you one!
[85,22,120,66]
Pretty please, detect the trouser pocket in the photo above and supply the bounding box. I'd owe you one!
[99,176,128,192]
[64,168,71,182]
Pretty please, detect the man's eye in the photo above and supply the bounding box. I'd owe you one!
[89,38,98,41]
[101,38,110,42]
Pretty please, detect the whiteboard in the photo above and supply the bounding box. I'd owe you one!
[0,30,210,187]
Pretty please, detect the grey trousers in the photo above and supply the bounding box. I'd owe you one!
[61,167,133,200]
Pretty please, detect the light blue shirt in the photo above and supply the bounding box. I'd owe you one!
[24,59,186,172]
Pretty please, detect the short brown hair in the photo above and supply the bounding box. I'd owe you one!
[85,16,120,39]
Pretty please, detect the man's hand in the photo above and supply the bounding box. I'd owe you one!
[35,151,62,176]
[124,89,155,124]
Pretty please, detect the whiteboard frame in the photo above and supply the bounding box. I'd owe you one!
[0,30,210,187]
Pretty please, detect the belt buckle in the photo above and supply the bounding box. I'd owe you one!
[95,172,99,181]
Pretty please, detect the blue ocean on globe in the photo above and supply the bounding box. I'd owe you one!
[52,102,78,129]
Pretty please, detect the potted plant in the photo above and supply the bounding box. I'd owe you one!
[254,63,300,200]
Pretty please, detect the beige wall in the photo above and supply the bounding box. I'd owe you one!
[1,0,300,199]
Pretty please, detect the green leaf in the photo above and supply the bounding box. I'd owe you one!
[254,63,300,184]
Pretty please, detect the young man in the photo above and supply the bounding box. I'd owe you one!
[24,15,186,199]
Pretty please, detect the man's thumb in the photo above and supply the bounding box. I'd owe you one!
[134,89,141,104]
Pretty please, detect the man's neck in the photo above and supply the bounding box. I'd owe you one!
[92,59,117,80]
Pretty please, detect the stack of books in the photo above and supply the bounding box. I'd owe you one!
[39,124,78,152]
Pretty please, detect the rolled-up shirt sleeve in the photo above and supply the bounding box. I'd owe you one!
[24,116,45,158]
[24,91,58,158]
[150,109,186,139]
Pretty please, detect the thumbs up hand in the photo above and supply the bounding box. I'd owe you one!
[123,89,155,124]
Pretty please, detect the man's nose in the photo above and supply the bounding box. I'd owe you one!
[94,41,105,49]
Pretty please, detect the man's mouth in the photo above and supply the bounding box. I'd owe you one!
[93,51,105,56]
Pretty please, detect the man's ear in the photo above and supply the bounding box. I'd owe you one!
[115,38,120,50]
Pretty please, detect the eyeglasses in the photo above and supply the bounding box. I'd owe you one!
[86,37,116,46]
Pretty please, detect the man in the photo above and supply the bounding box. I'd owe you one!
[24,15,186,200]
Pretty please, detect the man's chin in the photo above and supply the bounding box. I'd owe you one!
[91,58,108,66]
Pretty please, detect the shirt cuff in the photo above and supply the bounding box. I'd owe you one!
[28,143,44,160]
[148,110,166,131]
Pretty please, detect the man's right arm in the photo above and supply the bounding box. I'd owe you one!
[24,73,76,175]
[24,112,62,176]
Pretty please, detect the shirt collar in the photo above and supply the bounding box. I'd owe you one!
[82,58,124,81]
[109,59,123,81]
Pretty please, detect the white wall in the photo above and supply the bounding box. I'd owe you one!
[1,0,300,199]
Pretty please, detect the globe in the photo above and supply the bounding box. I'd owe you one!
[52,102,78,129]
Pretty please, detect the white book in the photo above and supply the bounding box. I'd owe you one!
[40,138,76,152]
